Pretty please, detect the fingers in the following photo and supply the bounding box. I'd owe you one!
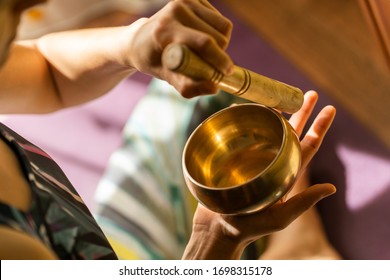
[288,90,318,137]
[223,183,336,243]
[157,1,233,75]
[283,183,336,216]
[197,0,224,14]
[174,0,233,45]
[168,26,233,74]
[299,105,336,170]
[129,0,234,98]
[288,90,336,172]
[171,77,219,98]
[265,183,336,232]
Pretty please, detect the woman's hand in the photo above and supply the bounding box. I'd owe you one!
[183,91,337,259]
[126,0,234,98]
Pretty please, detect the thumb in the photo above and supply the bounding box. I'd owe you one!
[273,183,336,227]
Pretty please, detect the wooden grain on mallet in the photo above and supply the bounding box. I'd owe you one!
[162,44,304,113]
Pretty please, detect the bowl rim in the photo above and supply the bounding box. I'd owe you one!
[182,103,291,190]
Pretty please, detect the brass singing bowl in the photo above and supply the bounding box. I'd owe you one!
[182,103,302,215]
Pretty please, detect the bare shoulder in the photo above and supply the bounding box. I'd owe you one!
[0,226,57,259]
[0,139,56,259]
[0,139,32,211]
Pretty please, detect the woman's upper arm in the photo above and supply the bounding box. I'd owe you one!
[0,42,61,114]
[0,226,57,260]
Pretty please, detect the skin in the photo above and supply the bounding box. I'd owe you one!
[0,0,336,260]
[0,0,234,114]
[183,91,337,259]
[259,169,342,260]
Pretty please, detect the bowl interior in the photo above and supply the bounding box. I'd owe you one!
[184,104,284,189]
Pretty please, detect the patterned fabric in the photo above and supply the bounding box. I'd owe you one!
[0,123,117,260]
[94,78,240,259]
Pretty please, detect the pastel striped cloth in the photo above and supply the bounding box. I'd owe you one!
[93,78,237,259]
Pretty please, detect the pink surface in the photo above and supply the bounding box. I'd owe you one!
[1,0,389,259]
[2,77,149,210]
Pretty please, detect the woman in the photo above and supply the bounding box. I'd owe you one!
[0,0,336,259]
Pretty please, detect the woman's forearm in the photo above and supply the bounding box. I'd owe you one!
[0,20,144,114]
[35,21,145,109]
[0,0,234,114]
